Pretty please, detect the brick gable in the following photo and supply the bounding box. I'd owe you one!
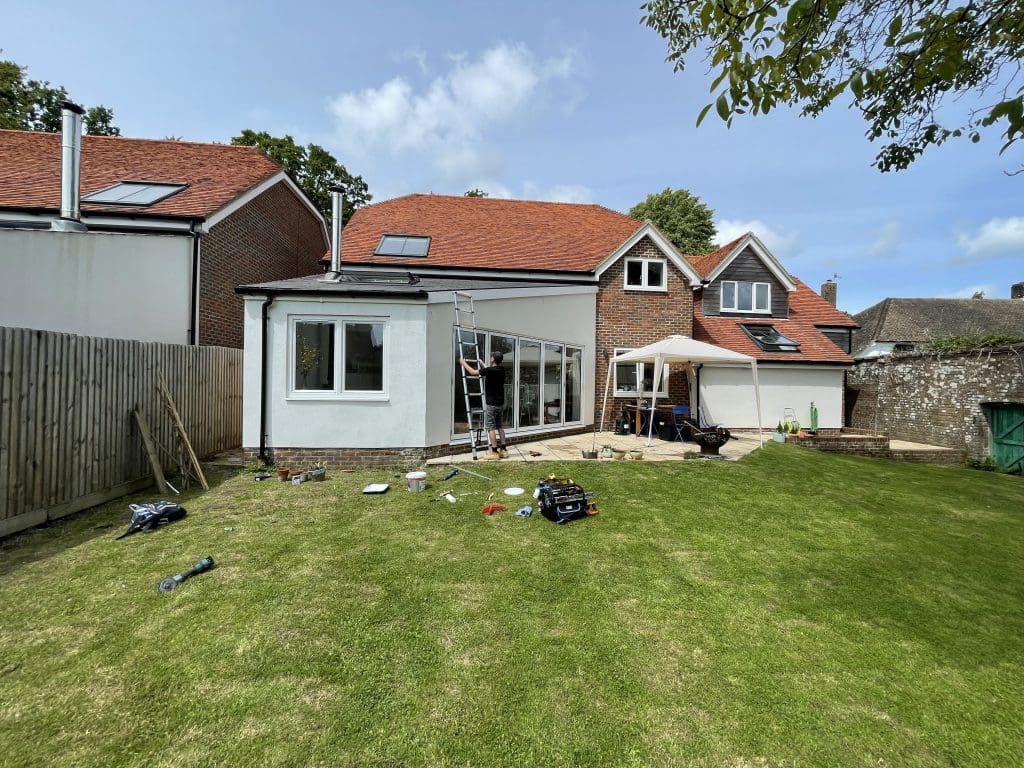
[595,236,694,415]
[200,181,327,348]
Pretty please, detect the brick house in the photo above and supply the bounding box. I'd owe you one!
[0,112,327,347]
[236,193,854,465]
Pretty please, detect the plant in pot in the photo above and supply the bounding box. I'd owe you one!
[601,444,614,459]
[308,461,327,481]
[772,422,787,443]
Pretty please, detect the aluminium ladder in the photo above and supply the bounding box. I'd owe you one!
[454,291,487,459]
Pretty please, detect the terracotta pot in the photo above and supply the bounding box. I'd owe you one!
[276,468,290,481]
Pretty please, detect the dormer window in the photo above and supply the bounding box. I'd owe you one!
[742,324,800,352]
[721,280,770,313]
[624,257,666,291]
[375,234,431,257]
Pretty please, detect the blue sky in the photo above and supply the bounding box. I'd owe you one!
[4,0,1022,313]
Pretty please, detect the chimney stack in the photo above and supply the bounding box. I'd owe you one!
[1012,282,1024,300]
[325,186,344,279]
[51,101,88,233]
[820,278,837,307]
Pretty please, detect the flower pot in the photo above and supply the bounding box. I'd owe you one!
[772,432,786,443]
[601,447,613,459]
[582,450,598,459]
[611,449,626,461]
[310,468,327,481]
[629,449,643,460]
[276,468,290,481]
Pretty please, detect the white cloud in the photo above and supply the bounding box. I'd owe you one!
[870,220,902,256]
[715,218,801,258]
[329,43,578,185]
[957,217,1024,260]
[937,283,996,299]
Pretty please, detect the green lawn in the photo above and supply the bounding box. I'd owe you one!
[1,445,1023,768]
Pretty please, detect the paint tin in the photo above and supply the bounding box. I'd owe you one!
[406,471,427,492]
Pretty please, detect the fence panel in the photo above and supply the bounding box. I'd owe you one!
[0,327,242,536]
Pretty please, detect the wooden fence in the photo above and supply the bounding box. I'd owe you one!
[0,327,243,537]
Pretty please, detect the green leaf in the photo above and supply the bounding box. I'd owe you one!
[716,92,730,120]
[696,102,714,127]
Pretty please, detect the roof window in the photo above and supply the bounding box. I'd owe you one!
[82,181,186,206]
[375,234,431,257]
[742,324,800,352]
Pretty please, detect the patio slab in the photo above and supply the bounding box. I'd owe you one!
[427,430,764,464]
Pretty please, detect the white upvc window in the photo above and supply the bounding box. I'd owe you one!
[289,315,388,400]
[623,257,667,291]
[720,280,770,313]
[613,347,669,398]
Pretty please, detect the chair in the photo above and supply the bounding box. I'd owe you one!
[638,406,654,436]
[698,406,720,429]
[671,405,690,441]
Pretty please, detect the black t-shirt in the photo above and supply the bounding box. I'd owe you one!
[479,365,505,407]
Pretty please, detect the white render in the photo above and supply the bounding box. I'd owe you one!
[0,228,192,344]
[698,364,846,429]
[242,287,597,450]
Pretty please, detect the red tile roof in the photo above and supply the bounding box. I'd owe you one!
[0,129,284,219]
[693,278,858,363]
[687,235,745,277]
[328,194,643,272]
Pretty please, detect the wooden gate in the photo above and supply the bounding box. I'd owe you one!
[991,403,1024,472]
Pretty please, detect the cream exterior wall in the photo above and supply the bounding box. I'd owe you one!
[0,228,192,344]
[698,364,846,429]
[242,287,597,450]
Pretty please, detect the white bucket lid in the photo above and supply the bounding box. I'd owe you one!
[406,471,427,480]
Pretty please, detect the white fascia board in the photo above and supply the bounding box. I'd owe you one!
[0,209,195,233]
[202,172,328,242]
[702,361,851,370]
[593,221,703,285]
[424,285,598,303]
[705,233,797,291]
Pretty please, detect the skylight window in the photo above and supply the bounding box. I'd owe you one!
[82,181,186,206]
[742,324,801,352]
[375,234,431,257]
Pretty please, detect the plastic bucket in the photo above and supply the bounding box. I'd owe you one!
[406,471,427,492]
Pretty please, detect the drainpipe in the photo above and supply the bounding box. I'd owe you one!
[258,293,275,465]
[694,364,703,418]
[187,220,203,345]
[51,101,87,233]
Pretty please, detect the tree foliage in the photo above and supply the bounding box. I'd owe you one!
[629,187,717,254]
[464,188,489,197]
[231,130,370,223]
[0,57,119,135]
[641,0,1024,172]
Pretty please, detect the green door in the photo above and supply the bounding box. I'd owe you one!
[991,404,1024,472]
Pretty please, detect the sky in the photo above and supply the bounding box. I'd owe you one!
[3,0,1022,314]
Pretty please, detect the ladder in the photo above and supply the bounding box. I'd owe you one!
[454,291,486,459]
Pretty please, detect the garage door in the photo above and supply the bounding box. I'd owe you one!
[991,403,1024,472]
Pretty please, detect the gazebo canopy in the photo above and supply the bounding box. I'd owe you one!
[601,335,763,446]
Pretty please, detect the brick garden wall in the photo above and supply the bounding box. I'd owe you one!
[595,236,694,414]
[200,181,327,348]
[846,345,1024,458]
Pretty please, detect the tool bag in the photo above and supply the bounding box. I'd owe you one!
[116,501,187,539]
[535,477,592,524]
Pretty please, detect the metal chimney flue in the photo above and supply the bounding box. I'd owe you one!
[320,186,344,280]
[51,101,87,233]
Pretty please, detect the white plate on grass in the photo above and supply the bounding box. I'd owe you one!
[503,487,525,496]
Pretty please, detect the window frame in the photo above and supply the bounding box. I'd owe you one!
[623,257,668,292]
[374,234,431,257]
[720,280,771,314]
[81,180,187,206]
[740,324,800,352]
[288,314,389,401]
[613,347,669,398]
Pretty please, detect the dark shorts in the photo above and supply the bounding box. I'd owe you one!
[483,405,503,430]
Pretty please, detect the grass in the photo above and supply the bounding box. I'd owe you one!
[1,445,1023,767]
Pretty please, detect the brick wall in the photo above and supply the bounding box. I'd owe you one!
[846,345,1024,458]
[200,181,327,348]
[595,236,694,415]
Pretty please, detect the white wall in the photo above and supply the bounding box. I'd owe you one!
[424,289,597,446]
[698,364,846,429]
[0,228,192,344]
[243,295,430,449]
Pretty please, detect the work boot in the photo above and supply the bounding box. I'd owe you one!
[498,447,509,459]
[481,449,499,461]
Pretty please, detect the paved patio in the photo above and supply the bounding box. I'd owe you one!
[426,430,764,464]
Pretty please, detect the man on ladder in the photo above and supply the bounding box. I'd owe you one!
[458,351,509,460]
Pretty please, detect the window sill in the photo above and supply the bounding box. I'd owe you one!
[287,392,390,402]
[720,308,771,314]
[624,286,668,293]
